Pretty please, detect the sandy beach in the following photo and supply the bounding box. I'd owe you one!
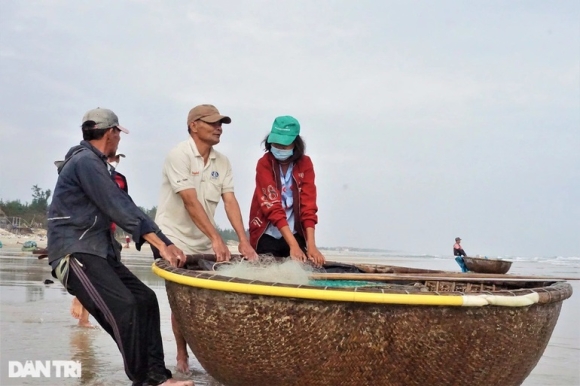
[0,238,578,386]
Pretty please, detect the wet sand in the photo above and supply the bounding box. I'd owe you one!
[0,250,578,386]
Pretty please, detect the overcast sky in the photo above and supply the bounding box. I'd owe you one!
[1,0,578,257]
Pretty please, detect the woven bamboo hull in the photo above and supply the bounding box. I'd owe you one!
[464,256,512,274]
[156,262,572,386]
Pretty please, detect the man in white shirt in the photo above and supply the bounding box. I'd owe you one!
[155,104,257,373]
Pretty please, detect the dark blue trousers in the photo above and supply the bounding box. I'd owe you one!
[65,253,171,385]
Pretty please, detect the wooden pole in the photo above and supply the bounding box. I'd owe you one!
[309,272,578,282]
[376,272,579,280]
[185,254,242,265]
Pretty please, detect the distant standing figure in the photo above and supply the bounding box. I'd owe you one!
[125,234,131,248]
[453,237,468,272]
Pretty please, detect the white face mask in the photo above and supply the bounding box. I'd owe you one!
[271,147,293,161]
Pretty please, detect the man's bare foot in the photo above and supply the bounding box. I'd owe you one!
[77,320,93,328]
[70,297,83,320]
[175,355,190,374]
[159,379,194,386]
[77,307,92,327]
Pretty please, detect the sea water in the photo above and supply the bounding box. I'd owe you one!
[0,251,578,386]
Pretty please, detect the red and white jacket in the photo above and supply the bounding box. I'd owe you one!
[249,152,318,249]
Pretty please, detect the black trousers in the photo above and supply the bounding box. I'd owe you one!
[256,233,307,257]
[65,253,171,386]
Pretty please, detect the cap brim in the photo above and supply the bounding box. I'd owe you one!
[200,114,231,124]
[118,125,130,134]
[267,132,296,146]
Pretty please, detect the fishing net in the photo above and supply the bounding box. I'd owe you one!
[215,255,393,288]
[215,255,315,285]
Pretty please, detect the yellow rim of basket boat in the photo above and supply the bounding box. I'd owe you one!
[152,263,540,307]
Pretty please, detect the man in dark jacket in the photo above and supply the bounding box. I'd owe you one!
[47,107,193,386]
[69,152,128,327]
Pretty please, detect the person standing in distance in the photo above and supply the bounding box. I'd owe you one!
[454,237,468,272]
[47,107,193,386]
[155,104,258,373]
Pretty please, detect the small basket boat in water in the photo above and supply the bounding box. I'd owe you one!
[153,258,572,386]
[463,256,513,274]
[20,240,37,252]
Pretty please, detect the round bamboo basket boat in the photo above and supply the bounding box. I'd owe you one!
[463,256,513,274]
[153,259,572,386]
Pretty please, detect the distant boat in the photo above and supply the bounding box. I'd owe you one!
[21,240,37,251]
[464,256,512,274]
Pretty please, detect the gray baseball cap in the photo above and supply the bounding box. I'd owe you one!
[82,108,129,133]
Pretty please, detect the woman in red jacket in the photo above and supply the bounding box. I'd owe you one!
[249,116,325,267]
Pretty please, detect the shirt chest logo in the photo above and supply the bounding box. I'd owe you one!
[210,171,219,179]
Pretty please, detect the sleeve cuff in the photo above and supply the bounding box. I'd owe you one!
[274,218,289,230]
[133,218,158,251]
[156,231,174,247]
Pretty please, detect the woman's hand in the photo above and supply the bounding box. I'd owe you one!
[289,244,307,263]
[307,246,325,267]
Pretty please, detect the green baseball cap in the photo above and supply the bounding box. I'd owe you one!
[267,116,300,146]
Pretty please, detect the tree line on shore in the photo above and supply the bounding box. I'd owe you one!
[0,185,240,242]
